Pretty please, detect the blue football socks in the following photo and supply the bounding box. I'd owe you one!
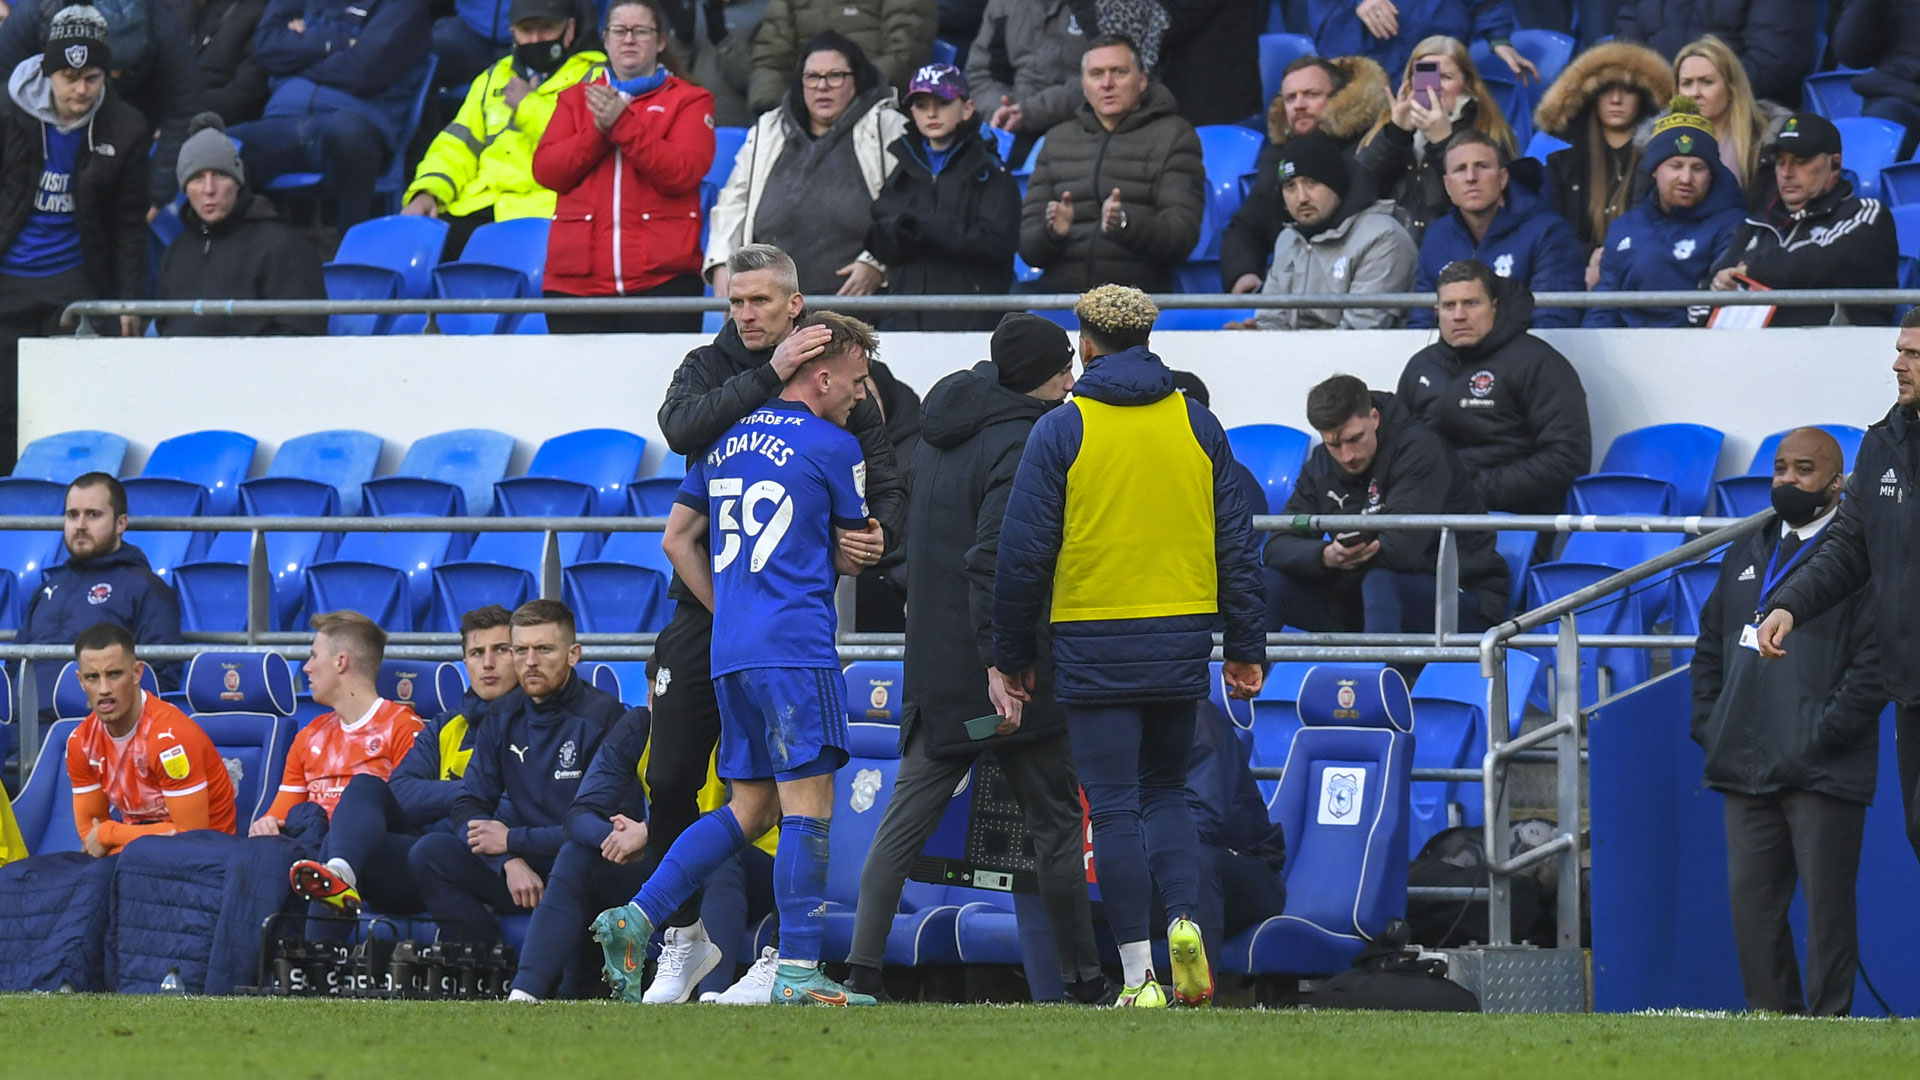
[632,806,749,928]
[772,815,832,964]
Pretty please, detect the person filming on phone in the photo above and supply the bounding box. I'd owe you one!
[1264,374,1509,635]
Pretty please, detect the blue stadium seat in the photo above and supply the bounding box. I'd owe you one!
[53,658,162,720]
[1173,260,1221,293]
[1492,519,1535,615]
[499,428,646,518]
[376,659,464,720]
[1558,529,1684,571]
[1894,203,1920,265]
[1566,473,1678,515]
[1713,424,1866,515]
[1247,661,1328,803]
[700,126,749,249]
[323,214,450,336]
[1029,307,1078,331]
[12,430,128,482]
[1523,131,1569,164]
[1668,559,1723,669]
[1743,424,1867,475]
[120,476,211,580]
[182,651,300,823]
[257,429,384,516]
[649,453,687,480]
[586,528,675,580]
[563,562,669,634]
[1510,29,1574,88]
[1521,561,1658,705]
[981,123,1014,164]
[1407,655,1542,853]
[1833,117,1904,200]
[267,55,438,217]
[0,528,60,628]
[302,560,415,631]
[172,561,250,632]
[1803,70,1867,121]
[1193,125,1264,262]
[1712,474,1770,517]
[1207,660,1255,731]
[432,217,552,335]
[139,429,258,518]
[0,477,64,516]
[428,558,535,633]
[1882,160,1920,207]
[1571,423,1725,516]
[1010,134,1044,200]
[929,38,957,65]
[1258,32,1316,106]
[593,661,651,706]
[11,718,83,855]
[1156,307,1255,329]
[208,474,346,631]
[363,428,516,518]
[843,660,903,724]
[626,476,685,517]
[1226,423,1312,510]
[1224,666,1411,976]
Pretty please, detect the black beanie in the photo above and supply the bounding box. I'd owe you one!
[991,312,1073,393]
[43,4,111,76]
[1276,132,1349,200]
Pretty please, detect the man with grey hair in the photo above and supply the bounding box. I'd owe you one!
[632,242,907,1004]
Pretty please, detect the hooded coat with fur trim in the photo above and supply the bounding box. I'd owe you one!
[1532,42,1673,251]
[1220,54,1392,288]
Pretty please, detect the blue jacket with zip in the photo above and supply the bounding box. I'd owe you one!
[253,0,431,153]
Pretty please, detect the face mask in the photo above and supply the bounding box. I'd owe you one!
[514,39,567,80]
[1770,480,1832,527]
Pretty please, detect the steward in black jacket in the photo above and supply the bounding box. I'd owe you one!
[157,191,325,336]
[1266,390,1509,626]
[1711,176,1899,328]
[866,115,1020,331]
[1396,280,1592,516]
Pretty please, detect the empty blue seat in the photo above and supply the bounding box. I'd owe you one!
[563,562,669,634]
[1224,666,1412,976]
[1521,561,1656,705]
[1669,559,1723,668]
[172,561,251,632]
[0,477,64,516]
[0,529,60,628]
[843,660,903,724]
[1803,70,1866,121]
[182,651,300,823]
[929,38,957,65]
[1571,423,1724,516]
[1713,424,1866,516]
[1257,32,1315,105]
[120,476,211,580]
[12,430,128,482]
[259,429,384,516]
[1524,130,1569,163]
[428,558,535,633]
[303,560,415,631]
[363,428,516,518]
[323,214,450,336]
[11,718,83,855]
[1895,203,1920,263]
[700,127,749,248]
[1492,520,1535,615]
[981,123,1014,164]
[1882,160,1920,207]
[626,476,685,518]
[1156,307,1255,329]
[586,528,675,579]
[1558,529,1683,571]
[432,217,552,335]
[1509,29,1574,89]
[377,659,465,719]
[499,428,646,518]
[1833,117,1905,200]
[1193,125,1264,261]
[1407,654,1542,852]
[138,429,257,518]
[1227,423,1312,511]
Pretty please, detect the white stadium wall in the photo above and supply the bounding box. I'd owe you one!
[20,327,1901,483]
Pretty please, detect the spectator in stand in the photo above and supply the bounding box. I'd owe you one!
[193,0,270,125]
[1709,112,1900,328]
[533,0,715,333]
[1310,0,1540,92]
[1018,33,1202,294]
[0,6,147,470]
[708,32,904,299]
[935,0,983,57]
[0,0,206,212]
[1223,54,1393,294]
[1529,41,1672,276]
[965,0,1090,166]
[230,0,431,232]
[1671,35,1788,209]
[19,474,182,710]
[670,0,767,129]
[433,0,597,89]
[1356,35,1519,245]
[1265,374,1510,634]
[865,62,1018,330]
[157,114,325,337]
[1695,426,1883,1018]
[748,0,936,112]
[1613,0,1816,108]
[1108,0,1264,128]
[408,0,608,260]
[1399,262,1591,516]
[1585,101,1747,327]
[1407,131,1585,328]
[1235,132,1417,330]
[1834,0,1920,163]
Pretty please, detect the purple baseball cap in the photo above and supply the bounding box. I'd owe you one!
[907,63,970,101]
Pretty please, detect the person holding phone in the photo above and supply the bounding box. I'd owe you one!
[1263,374,1509,636]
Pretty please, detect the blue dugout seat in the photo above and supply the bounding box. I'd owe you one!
[182,652,300,824]
[563,561,668,634]
[626,476,684,517]
[1406,655,1542,853]
[1226,423,1312,511]
[432,217,551,335]
[376,659,464,720]
[12,719,83,855]
[12,430,128,483]
[257,429,384,517]
[363,428,515,518]
[1712,424,1865,516]
[843,660,904,725]
[302,560,415,631]
[1668,559,1724,669]
[1569,423,1724,516]
[119,476,210,581]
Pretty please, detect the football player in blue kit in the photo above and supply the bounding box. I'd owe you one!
[593,311,882,1006]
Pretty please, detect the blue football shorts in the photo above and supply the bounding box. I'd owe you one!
[713,666,851,782]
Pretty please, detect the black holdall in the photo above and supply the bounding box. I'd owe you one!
[1314,921,1482,1012]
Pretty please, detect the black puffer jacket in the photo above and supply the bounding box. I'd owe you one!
[1018,82,1204,293]
[0,72,149,301]
[194,0,270,125]
[1395,282,1592,515]
[1710,178,1900,327]
[1693,514,1883,806]
[1771,404,1920,706]
[904,361,1065,759]
[1153,0,1263,127]
[866,118,1020,331]
[1265,391,1510,624]
[1835,0,1920,110]
[1612,0,1817,106]
[156,190,326,336]
[1353,97,1502,246]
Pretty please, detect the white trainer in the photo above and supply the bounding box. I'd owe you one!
[706,946,779,1005]
[642,924,723,1004]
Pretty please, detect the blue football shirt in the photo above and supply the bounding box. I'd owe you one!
[676,398,870,676]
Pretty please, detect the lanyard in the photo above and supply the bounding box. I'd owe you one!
[1753,532,1817,620]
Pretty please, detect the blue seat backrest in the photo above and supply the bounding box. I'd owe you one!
[266,430,384,516]
[454,217,551,289]
[376,660,465,719]
[1558,529,1683,570]
[0,477,66,516]
[1831,117,1903,199]
[1410,654,1541,741]
[191,711,295,824]
[592,529,674,578]
[140,430,258,518]
[393,429,516,517]
[14,430,128,483]
[183,652,298,717]
[1597,423,1726,515]
[1257,32,1315,104]
[626,476,685,518]
[1803,70,1865,120]
[1226,424,1312,511]
[577,662,617,701]
[13,718,83,854]
[1745,425,1867,475]
[330,216,449,301]
[1524,131,1569,163]
[1509,29,1574,87]
[829,722,902,905]
[596,661,651,707]
[53,659,163,721]
[843,660,903,724]
[522,428,646,518]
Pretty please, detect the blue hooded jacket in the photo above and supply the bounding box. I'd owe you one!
[1408,157,1586,329]
[1309,0,1516,84]
[1583,156,1749,328]
[18,541,182,700]
[992,346,1266,704]
[252,0,431,154]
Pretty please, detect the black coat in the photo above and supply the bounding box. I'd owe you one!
[195,0,271,125]
[0,87,150,302]
[157,191,326,336]
[1353,99,1493,246]
[1153,0,1263,127]
[866,120,1020,331]
[1395,282,1592,515]
[1771,404,1920,706]
[1544,140,1637,253]
[1835,0,1920,109]
[904,361,1065,759]
[1693,514,1884,805]
[1265,391,1510,623]
[1612,0,1818,106]
[1710,178,1900,327]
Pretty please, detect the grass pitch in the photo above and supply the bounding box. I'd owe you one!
[0,997,1915,1079]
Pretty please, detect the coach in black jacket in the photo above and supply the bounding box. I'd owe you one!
[1762,315,1920,867]
[1397,266,1591,516]
[1695,426,1884,1017]
[1266,378,1509,634]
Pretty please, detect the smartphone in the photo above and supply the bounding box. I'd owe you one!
[1411,60,1442,110]
[1335,531,1379,548]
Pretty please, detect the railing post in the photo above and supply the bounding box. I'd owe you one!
[1486,642,1514,946]
[1555,613,1584,950]
[246,529,270,645]
[540,530,562,601]
[17,661,38,782]
[1434,527,1459,646]
[835,576,855,636]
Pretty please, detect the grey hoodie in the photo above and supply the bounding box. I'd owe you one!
[1255,197,1418,331]
[7,54,103,134]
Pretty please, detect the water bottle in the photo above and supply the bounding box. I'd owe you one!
[160,966,183,995]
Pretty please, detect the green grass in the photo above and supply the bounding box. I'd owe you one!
[1,998,1916,1079]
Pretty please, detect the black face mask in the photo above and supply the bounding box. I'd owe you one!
[1771,480,1833,527]
[514,39,568,80]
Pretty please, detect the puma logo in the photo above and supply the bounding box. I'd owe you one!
[509,744,527,763]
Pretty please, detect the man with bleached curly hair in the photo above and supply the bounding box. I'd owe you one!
[991,284,1267,1010]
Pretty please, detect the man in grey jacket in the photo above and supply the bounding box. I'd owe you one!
[965,0,1089,163]
[1246,133,1416,331]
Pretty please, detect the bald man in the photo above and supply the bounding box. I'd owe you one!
[1693,427,1886,1017]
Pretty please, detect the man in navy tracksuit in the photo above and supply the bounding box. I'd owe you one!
[409,599,625,943]
[288,604,519,924]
